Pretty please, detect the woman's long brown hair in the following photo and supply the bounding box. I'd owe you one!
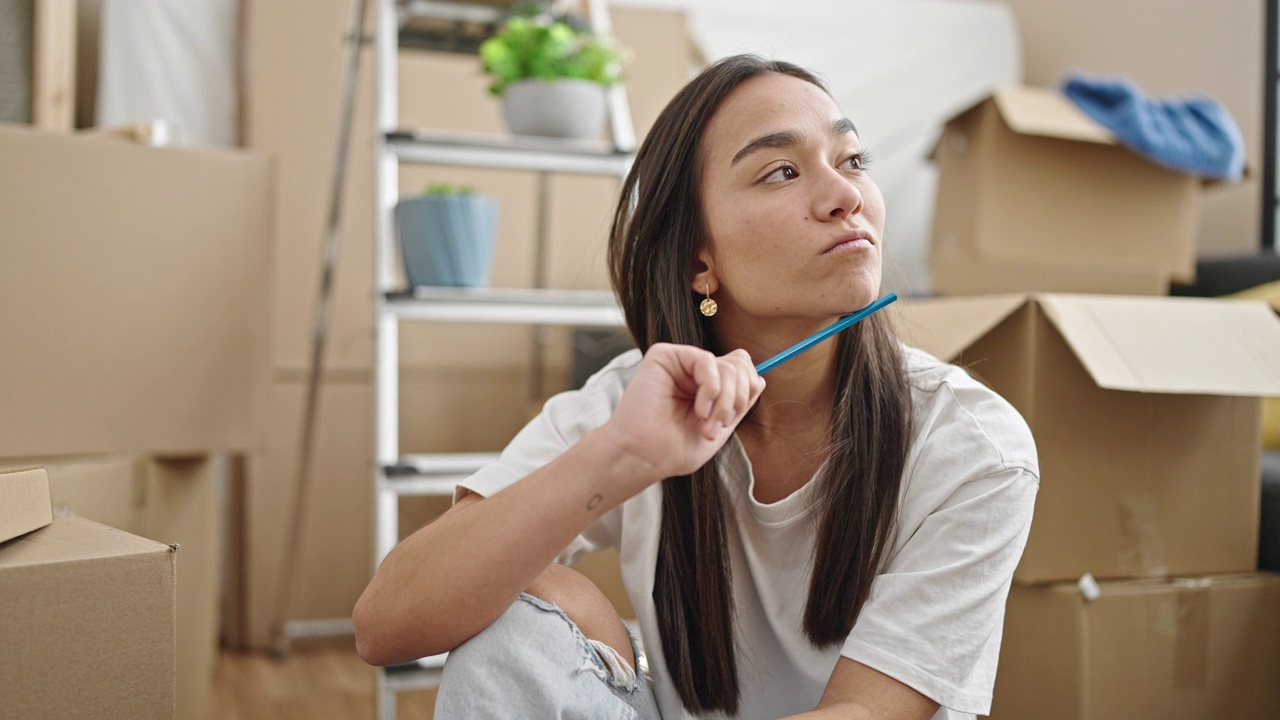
[607,54,913,715]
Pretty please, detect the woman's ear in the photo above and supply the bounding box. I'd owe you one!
[690,246,718,295]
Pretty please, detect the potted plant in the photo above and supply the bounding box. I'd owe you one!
[395,183,499,288]
[479,8,627,139]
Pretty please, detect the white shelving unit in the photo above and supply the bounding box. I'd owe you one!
[372,2,634,717]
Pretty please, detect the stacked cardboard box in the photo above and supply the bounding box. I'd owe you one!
[929,87,1223,297]
[0,126,272,719]
[1,513,178,719]
[893,294,1280,718]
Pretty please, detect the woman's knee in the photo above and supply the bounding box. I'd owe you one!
[524,563,636,672]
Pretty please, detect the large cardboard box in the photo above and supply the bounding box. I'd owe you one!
[0,467,53,543]
[930,87,1209,294]
[0,514,177,719]
[893,294,1280,582]
[0,125,273,458]
[2,455,223,720]
[991,573,1280,720]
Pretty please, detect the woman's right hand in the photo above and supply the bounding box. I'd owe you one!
[600,343,765,489]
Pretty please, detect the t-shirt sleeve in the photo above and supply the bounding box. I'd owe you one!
[453,350,641,565]
[840,380,1039,715]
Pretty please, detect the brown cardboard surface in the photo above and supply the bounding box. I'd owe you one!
[931,90,1201,288]
[990,573,1280,720]
[894,294,1280,582]
[991,86,1116,144]
[4,455,222,720]
[0,125,273,458]
[0,467,53,544]
[0,514,177,719]
[1038,295,1280,396]
[930,253,1169,297]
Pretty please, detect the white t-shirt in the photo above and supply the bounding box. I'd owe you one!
[459,346,1039,720]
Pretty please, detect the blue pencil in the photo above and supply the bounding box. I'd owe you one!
[754,293,898,375]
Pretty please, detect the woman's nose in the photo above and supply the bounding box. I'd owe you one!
[814,167,863,220]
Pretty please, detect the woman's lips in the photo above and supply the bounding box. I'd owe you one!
[824,235,874,253]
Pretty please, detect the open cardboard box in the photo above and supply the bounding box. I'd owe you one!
[990,572,1280,720]
[0,514,177,718]
[930,87,1223,295]
[892,293,1280,582]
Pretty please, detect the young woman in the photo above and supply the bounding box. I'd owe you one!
[354,54,1038,720]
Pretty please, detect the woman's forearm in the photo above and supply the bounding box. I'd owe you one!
[352,427,656,666]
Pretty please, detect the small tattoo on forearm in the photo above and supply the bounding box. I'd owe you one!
[587,493,603,510]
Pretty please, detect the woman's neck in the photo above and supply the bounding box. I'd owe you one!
[716,319,839,439]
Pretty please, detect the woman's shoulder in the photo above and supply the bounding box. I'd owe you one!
[539,347,643,426]
[900,344,1039,478]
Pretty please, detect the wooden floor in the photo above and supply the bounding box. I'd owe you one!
[212,638,438,720]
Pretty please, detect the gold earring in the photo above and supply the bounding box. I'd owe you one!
[699,283,718,317]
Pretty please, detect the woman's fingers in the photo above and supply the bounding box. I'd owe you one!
[726,349,756,417]
[647,343,764,441]
[688,348,722,421]
[707,360,738,435]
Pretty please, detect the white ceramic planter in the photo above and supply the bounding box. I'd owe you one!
[501,78,608,139]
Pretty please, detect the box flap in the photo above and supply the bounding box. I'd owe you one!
[890,294,1029,361]
[0,514,171,571]
[992,86,1116,145]
[1037,294,1280,396]
[0,468,53,544]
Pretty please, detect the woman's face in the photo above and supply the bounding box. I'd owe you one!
[695,72,884,326]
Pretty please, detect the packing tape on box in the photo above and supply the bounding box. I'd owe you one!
[1172,578,1211,690]
[1117,494,1169,577]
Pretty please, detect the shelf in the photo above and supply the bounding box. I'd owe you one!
[385,129,633,176]
[396,0,508,54]
[385,287,625,327]
[381,452,499,497]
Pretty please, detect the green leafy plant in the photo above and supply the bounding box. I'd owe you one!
[479,12,627,96]
[422,183,475,196]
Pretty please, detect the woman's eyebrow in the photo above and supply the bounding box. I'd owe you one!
[730,118,859,166]
[731,130,801,166]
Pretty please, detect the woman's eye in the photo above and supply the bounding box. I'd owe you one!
[762,165,798,183]
[842,150,874,172]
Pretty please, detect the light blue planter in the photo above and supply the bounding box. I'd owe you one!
[395,194,499,288]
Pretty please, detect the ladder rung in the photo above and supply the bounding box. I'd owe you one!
[385,287,625,327]
[382,652,448,691]
[386,129,633,176]
[382,452,498,497]
[387,452,499,475]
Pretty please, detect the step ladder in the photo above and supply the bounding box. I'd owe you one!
[372,1,634,717]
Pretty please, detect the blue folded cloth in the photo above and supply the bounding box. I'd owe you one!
[1062,73,1244,182]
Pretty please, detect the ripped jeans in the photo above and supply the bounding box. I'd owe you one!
[435,593,662,719]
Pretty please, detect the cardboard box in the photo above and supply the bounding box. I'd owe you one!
[0,125,273,458]
[0,467,53,543]
[930,87,1207,293]
[7,455,222,720]
[991,573,1280,720]
[931,252,1170,297]
[892,293,1280,582]
[0,514,177,719]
